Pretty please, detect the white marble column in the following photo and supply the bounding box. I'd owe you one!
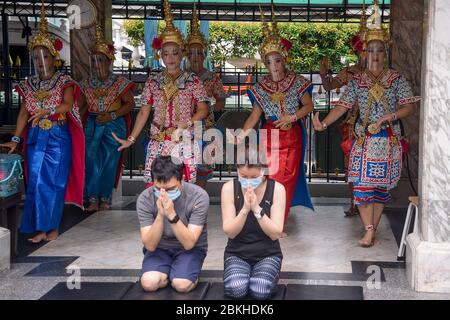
[406,0,450,293]
[389,0,424,207]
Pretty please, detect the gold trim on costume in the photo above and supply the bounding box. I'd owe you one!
[259,6,289,61]
[38,119,53,130]
[363,0,390,45]
[28,0,59,58]
[269,92,286,105]
[34,90,51,102]
[91,23,116,61]
[159,0,185,48]
[186,3,208,49]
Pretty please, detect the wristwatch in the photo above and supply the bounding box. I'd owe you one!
[253,206,266,220]
[168,214,180,224]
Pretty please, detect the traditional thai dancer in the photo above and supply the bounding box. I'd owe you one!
[79,24,135,212]
[313,0,420,247]
[319,6,368,217]
[230,8,314,235]
[186,4,227,190]
[0,2,85,243]
[113,0,208,186]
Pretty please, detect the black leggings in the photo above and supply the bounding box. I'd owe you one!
[223,255,282,300]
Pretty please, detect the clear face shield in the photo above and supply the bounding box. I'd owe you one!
[90,53,112,80]
[264,52,286,79]
[31,47,56,79]
[187,46,206,72]
[366,41,386,71]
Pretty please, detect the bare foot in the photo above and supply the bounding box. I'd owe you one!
[99,201,111,211]
[372,237,381,246]
[85,202,99,213]
[46,230,59,242]
[358,230,375,248]
[27,232,47,244]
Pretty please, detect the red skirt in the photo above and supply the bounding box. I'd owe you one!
[261,122,302,221]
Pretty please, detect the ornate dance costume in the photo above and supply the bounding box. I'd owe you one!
[336,69,420,204]
[80,25,135,203]
[247,9,313,219]
[16,75,84,233]
[81,74,134,202]
[248,72,314,217]
[14,4,84,233]
[337,9,367,170]
[142,1,208,184]
[335,0,420,205]
[186,7,227,181]
[141,71,208,183]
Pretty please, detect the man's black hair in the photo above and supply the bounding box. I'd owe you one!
[150,156,184,182]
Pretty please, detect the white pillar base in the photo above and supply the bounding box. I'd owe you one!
[406,232,450,293]
[0,227,10,272]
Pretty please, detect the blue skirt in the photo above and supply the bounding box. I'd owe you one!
[84,115,126,200]
[20,124,72,233]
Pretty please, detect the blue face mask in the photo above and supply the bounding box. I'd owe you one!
[238,175,264,189]
[154,187,182,201]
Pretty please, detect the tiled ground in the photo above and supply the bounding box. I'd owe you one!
[1,199,450,300]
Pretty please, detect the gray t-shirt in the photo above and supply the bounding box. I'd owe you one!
[137,182,209,251]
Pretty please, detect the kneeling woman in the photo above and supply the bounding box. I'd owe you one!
[220,152,285,299]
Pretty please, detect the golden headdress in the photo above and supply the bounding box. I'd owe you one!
[363,0,389,45]
[28,0,63,59]
[90,23,116,61]
[186,3,208,49]
[350,1,368,54]
[259,6,292,61]
[152,0,185,56]
[358,0,368,39]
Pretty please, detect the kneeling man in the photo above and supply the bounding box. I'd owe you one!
[137,155,209,293]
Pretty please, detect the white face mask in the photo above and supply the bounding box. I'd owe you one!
[153,186,182,201]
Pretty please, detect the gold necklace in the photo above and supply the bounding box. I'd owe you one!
[162,69,182,103]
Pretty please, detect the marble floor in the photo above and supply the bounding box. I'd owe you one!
[1,199,450,300]
[28,205,398,272]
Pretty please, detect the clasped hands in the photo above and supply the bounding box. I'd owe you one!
[156,188,177,220]
[242,186,261,215]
